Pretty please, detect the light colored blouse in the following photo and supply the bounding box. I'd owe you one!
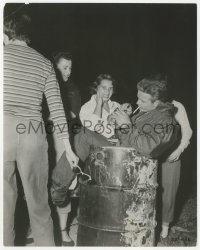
[79,95,120,138]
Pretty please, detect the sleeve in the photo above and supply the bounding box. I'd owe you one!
[44,65,69,139]
[116,118,179,158]
[174,102,193,151]
[79,101,103,132]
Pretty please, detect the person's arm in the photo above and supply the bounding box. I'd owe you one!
[44,65,78,166]
[175,102,193,151]
[167,101,192,162]
[118,124,177,158]
[114,110,178,158]
[93,89,106,118]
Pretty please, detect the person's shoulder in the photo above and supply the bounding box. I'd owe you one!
[29,47,51,65]
[172,100,185,109]
[154,102,177,122]
[4,44,51,66]
[80,95,94,110]
[172,100,187,115]
[4,44,10,52]
[81,98,92,107]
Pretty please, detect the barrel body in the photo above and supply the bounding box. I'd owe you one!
[77,146,158,246]
[84,146,157,189]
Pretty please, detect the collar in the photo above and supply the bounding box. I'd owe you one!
[91,94,113,108]
[8,40,28,46]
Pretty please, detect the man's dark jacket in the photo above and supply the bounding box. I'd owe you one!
[116,102,180,159]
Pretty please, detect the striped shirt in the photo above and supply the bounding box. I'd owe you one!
[4,43,69,139]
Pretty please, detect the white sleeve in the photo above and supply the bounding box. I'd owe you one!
[79,102,103,132]
[174,101,193,151]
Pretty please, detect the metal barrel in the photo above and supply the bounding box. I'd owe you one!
[77,146,158,246]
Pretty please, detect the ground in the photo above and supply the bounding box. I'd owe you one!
[157,195,197,246]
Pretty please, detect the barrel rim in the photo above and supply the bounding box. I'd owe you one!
[94,146,136,150]
[90,146,156,160]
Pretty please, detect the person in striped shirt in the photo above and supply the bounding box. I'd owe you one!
[3,13,78,246]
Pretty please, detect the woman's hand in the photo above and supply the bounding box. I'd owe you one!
[167,147,183,162]
[93,88,105,118]
[96,88,104,106]
[112,109,131,127]
[120,103,133,116]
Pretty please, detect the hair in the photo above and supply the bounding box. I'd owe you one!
[52,51,73,66]
[90,74,116,95]
[137,74,168,102]
[4,13,31,43]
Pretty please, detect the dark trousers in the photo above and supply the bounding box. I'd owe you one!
[161,160,181,224]
[74,127,111,162]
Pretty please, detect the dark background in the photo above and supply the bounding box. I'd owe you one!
[4,2,197,203]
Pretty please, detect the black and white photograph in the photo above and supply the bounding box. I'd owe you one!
[2,1,197,247]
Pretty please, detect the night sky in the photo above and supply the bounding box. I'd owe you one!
[4,3,197,195]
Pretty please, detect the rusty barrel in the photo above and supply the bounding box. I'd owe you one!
[77,146,158,246]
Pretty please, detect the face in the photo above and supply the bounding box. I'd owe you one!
[97,79,114,101]
[136,90,158,112]
[57,58,72,82]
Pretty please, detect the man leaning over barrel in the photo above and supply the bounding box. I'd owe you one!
[111,75,180,159]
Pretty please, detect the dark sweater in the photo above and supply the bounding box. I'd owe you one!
[58,78,81,119]
[116,102,181,159]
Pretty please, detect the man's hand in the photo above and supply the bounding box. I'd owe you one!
[167,147,183,162]
[66,149,79,168]
[107,113,116,127]
[112,109,131,127]
[70,111,76,119]
[63,138,79,168]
